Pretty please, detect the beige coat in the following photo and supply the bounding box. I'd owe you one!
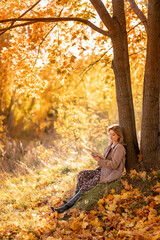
[98,142,126,183]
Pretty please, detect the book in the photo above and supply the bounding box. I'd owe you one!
[82,143,106,160]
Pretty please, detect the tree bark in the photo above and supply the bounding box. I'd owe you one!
[141,0,160,170]
[90,0,139,170]
[110,0,139,170]
[128,0,148,33]
[159,24,160,167]
[159,2,160,168]
[6,91,16,138]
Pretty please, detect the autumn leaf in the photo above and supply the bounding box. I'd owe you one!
[152,182,160,193]
[121,179,133,190]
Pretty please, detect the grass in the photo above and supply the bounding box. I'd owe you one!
[0,145,160,239]
[0,146,96,239]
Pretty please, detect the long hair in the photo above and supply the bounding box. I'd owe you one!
[107,124,125,145]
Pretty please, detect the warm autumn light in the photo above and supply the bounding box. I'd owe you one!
[0,0,160,239]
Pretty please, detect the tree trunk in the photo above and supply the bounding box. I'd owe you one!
[110,0,139,170]
[141,0,160,170]
[90,0,139,170]
[159,7,160,168]
[159,30,160,167]
[159,79,160,168]
[6,91,16,138]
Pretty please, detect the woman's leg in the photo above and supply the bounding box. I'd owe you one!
[51,191,81,213]
[77,169,101,193]
[51,169,101,213]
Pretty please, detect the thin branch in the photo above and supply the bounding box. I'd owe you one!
[19,0,42,18]
[0,17,110,37]
[0,0,41,36]
[20,0,42,16]
[0,21,38,32]
[129,47,146,57]
[89,0,113,32]
[32,24,58,70]
[32,8,64,70]
[75,47,113,89]
[127,21,145,33]
[128,0,147,33]
[79,46,113,77]
[79,46,146,82]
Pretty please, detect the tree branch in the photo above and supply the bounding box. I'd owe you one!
[127,21,145,33]
[19,0,42,18]
[0,0,41,36]
[20,0,42,16]
[0,21,38,32]
[89,0,113,32]
[128,0,148,33]
[75,46,113,89]
[0,17,110,37]
[129,47,146,57]
[32,9,64,70]
[32,24,58,71]
[80,46,112,77]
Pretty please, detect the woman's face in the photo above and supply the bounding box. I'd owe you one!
[109,130,119,143]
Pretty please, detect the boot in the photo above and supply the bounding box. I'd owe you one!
[66,191,81,207]
[51,204,69,213]
[75,183,79,194]
[63,184,80,204]
[51,191,81,213]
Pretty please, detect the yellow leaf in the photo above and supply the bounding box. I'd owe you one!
[110,188,115,194]
[82,221,88,229]
[107,194,114,201]
[113,194,121,201]
[98,198,104,204]
[121,179,133,190]
[153,188,160,193]
[70,220,81,231]
[135,220,145,230]
[148,208,157,221]
[96,227,104,233]
[91,217,101,227]
[106,211,116,220]
[154,195,160,204]
[153,182,160,193]
[46,237,56,240]
[139,171,146,180]
[121,192,129,200]
[107,202,117,212]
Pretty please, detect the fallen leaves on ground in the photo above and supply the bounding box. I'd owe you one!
[0,160,160,239]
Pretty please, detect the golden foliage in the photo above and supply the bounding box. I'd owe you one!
[0,2,154,237]
[0,0,147,143]
[0,161,159,239]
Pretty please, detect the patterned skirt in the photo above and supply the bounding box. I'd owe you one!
[77,169,101,193]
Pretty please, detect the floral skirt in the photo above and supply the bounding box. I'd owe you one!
[77,169,101,193]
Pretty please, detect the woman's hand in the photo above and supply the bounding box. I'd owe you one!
[92,155,100,161]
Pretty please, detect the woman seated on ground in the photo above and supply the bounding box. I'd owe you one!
[51,124,126,213]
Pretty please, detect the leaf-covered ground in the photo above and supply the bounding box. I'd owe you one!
[0,150,160,240]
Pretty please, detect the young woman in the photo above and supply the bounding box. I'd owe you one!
[51,124,126,213]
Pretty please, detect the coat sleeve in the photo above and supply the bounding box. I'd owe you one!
[98,145,125,170]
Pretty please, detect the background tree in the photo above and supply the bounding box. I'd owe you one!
[0,0,159,170]
[141,0,160,170]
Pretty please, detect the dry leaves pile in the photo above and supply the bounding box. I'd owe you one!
[0,166,159,240]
